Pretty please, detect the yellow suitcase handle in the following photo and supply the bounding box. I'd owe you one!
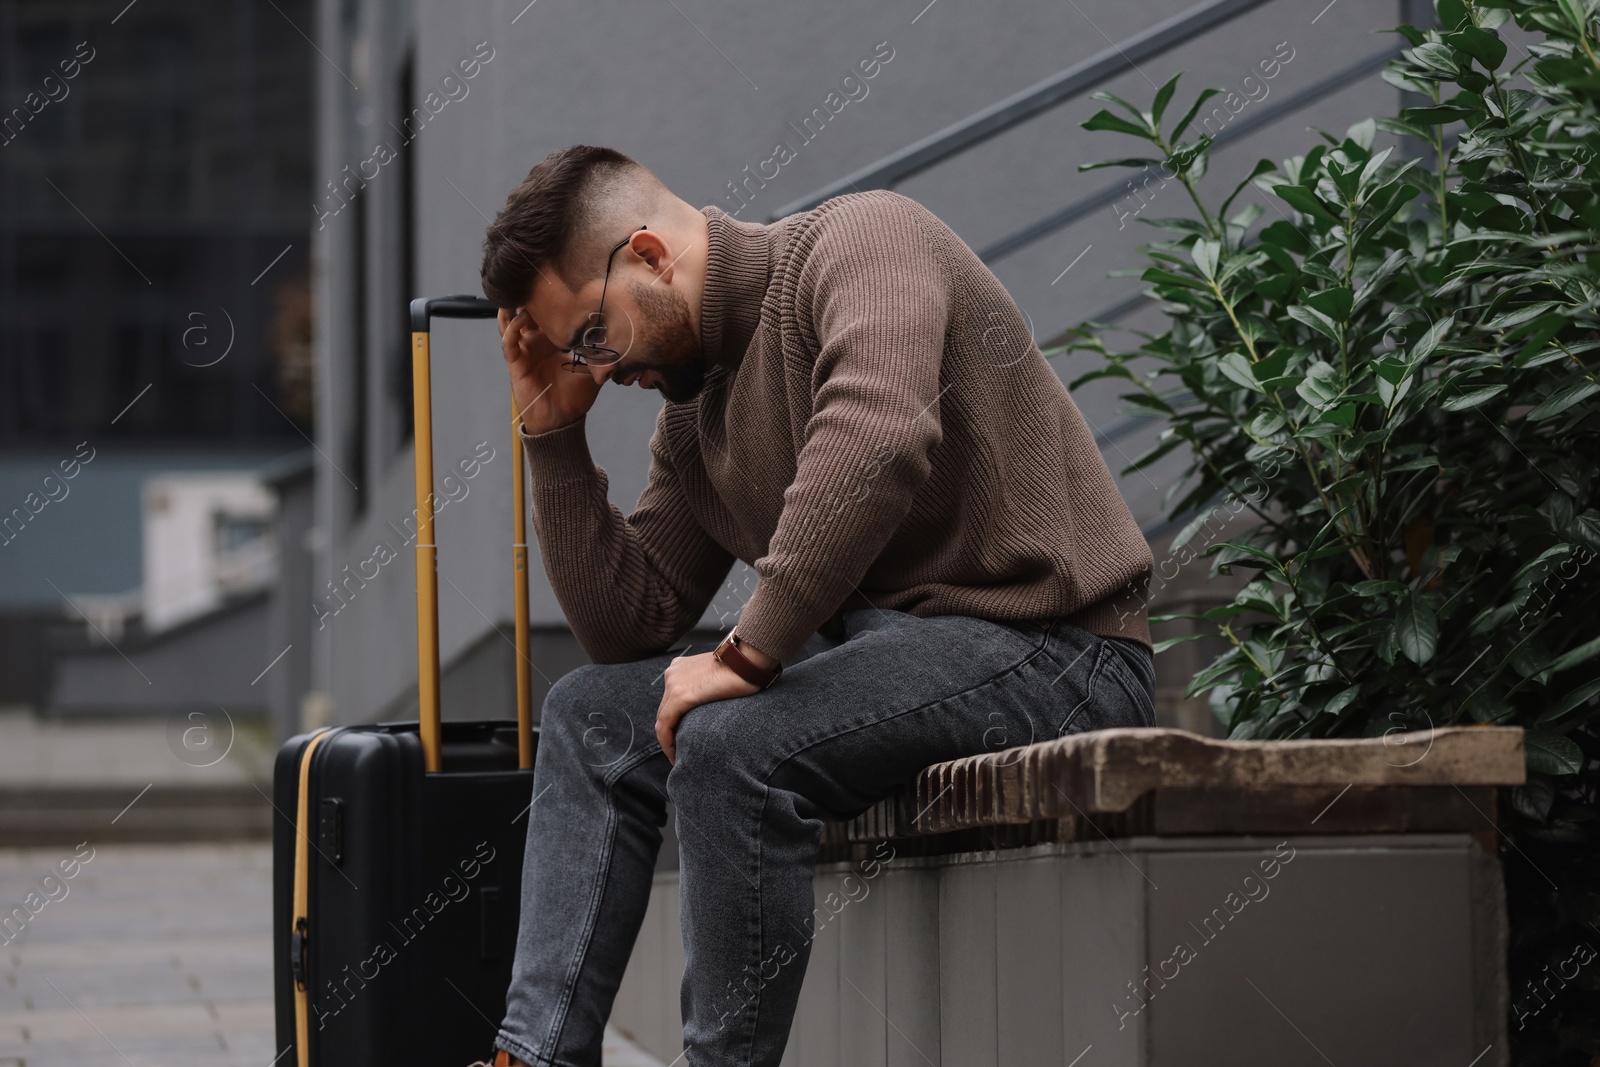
[408,295,533,772]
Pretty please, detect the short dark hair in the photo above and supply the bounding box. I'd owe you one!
[480,145,640,309]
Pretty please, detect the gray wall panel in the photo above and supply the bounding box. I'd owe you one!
[1142,842,1479,1066]
[599,836,1501,1064]
[1060,851,1145,1067]
[838,866,890,1067]
[995,854,1065,1065]
[883,865,942,1067]
[937,860,998,1066]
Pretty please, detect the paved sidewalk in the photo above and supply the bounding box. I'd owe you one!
[0,715,664,1065]
[0,843,276,1067]
[0,843,663,1067]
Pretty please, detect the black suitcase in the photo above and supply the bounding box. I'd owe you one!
[273,295,538,1067]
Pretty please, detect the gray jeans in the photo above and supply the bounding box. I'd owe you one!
[495,609,1154,1067]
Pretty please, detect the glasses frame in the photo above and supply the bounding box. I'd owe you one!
[564,226,647,370]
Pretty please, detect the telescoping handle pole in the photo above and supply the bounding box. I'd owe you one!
[510,390,534,769]
[408,295,533,773]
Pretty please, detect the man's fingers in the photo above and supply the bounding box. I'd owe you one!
[655,706,678,763]
[656,689,689,764]
[500,313,527,368]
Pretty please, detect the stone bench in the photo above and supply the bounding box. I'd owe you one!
[610,726,1525,1066]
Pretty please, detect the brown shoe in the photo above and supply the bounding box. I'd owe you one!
[465,1052,522,1067]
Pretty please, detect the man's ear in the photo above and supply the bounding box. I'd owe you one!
[628,229,676,282]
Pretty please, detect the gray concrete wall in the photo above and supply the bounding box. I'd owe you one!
[313,0,1417,725]
[48,594,272,717]
[611,835,1507,1066]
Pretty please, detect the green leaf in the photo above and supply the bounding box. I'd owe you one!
[1353,579,1404,596]
[1345,117,1377,151]
[1447,26,1508,71]
[1400,105,1478,124]
[1411,41,1463,76]
[1152,633,1204,654]
[1376,116,1433,141]
[1485,302,1564,331]
[1090,88,1147,117]
[1550,634,1600,674]
[1186,652,1243,697]
[1083,109,1152,139]
[1259,220,1311,254]
[1353,185,1421,246]
[1140,267,1208,291]
[1078,157,1164,172]
[1296,361,1341,408]
[1218,351,1263,391]
[1410,315,1458,361]
[1287,304,1342,342]
[1207,541,1282,565]
[1067,365,1135,390]
[1537,678,1600,724]
[1373,354,1409,386]
[1151,73,1182,128]
[1303,286,1354,324]
[1191,239,1221,280]
[1527,381,1600,421]
[1395,593,1438,665]
[1275,184,1342,225]
[1249,409,1286,437]
[1555,0,1599,38]
[1220,159,1279,218]
[1324,685,1361,716]
[1323,402,1358,427]
[1436,0,1469,30]
[1524,731,1585,776]
[1170,88,1223,140]
[1440,383,1507,411]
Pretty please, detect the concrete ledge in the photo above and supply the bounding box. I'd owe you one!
[612,834,1508,1067]
[848,727,1523,841]
[0,784,271,846]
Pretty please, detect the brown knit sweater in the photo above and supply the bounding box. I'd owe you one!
[521,192,1152,664]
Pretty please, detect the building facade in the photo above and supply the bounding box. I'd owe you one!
[308,0,1416,733]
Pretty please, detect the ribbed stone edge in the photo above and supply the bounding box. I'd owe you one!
[846,726,1524,839]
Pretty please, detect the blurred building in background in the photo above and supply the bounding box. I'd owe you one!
[0,0,314,722]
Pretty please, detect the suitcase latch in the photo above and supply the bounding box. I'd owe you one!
[291,916,309,989]
[318,798,343,864]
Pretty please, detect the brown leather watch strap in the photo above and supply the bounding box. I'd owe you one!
[714,631,782,689]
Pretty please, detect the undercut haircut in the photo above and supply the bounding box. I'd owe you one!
[480,145,662,309]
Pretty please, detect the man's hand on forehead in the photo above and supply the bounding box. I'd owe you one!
[499,302,602,437]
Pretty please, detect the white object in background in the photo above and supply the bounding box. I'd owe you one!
[142,472,277,633]
[60,588,142,644]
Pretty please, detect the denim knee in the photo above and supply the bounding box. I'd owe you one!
[667,711,760,814]
[539,665,624,772]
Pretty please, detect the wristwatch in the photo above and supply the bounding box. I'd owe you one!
[714,630,782,689]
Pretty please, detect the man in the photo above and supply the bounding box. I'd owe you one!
[477,145,1154,1067]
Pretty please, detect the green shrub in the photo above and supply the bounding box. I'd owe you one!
[1066,0,1600,1056]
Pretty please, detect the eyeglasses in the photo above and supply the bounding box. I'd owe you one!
[564,226,646,370]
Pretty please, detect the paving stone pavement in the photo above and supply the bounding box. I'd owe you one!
[0,843,276,1067]
[0,844,663,1067]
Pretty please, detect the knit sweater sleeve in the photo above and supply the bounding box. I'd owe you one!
[521,413,733,663]
[735,197,949,662]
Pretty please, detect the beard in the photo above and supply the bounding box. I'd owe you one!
[623,280,707,403]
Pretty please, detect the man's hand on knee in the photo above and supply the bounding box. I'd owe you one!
[656,650,761,762]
